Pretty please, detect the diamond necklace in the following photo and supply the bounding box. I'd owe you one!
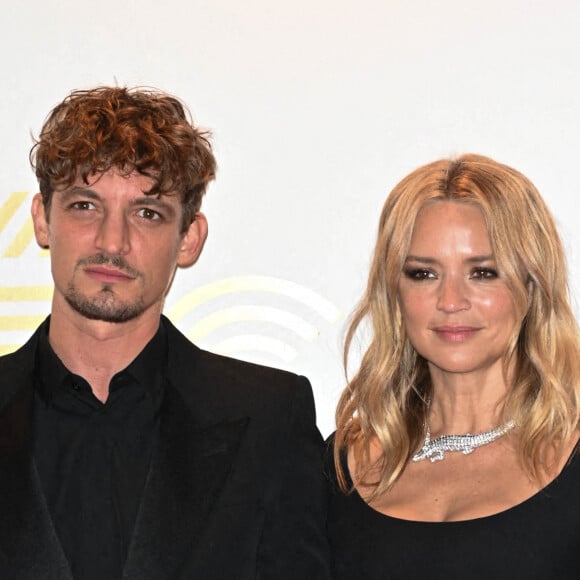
[412,419,515,463]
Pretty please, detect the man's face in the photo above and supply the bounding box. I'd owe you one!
[32,169,206,325]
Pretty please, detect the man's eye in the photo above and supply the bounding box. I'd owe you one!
[403,268,436,281]
[70,201,95,211]
[470,267,498,280]
[137,208,162,220]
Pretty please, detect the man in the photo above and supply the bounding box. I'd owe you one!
[0,87,330,579]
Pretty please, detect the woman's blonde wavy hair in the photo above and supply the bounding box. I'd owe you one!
[334,153,580,496]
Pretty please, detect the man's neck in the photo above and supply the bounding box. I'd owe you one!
[47,307,161,403]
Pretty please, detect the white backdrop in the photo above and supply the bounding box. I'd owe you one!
[1,0,578,436]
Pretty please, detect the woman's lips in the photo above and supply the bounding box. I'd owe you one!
[432,326,481,342]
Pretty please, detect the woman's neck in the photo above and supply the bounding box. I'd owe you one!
[427,364,511,435]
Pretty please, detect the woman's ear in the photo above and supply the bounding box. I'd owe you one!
[526,277,534,302]
[176,212,208,268]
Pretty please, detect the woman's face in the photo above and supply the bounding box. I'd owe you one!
[397,201,518,379]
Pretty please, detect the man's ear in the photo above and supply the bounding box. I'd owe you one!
[31,193,50,249]
[177,212,208,268]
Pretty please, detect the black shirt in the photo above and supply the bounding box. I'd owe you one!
[325,440,580,579]
[33,320,166,580]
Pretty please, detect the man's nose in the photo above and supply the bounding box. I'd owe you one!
[95,212,131,255]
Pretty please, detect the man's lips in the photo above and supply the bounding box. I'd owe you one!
[431,326,482,341]
[84,266,136,284]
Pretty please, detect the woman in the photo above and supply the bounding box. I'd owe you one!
[327,154,580,579]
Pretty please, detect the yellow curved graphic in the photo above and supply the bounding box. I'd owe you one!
[212,334,298,362]
[0,192,28,234]
[0,192,47,257]
[170,275,341,365]
[0,286,53,354]
[186,305,319,343]
[3,218,36,257]
[0,286,53,301]
[167,275,341,322]
[0,315,46,331]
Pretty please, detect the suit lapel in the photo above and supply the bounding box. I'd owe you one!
[122,382,249,580]
[0,318,250,579]
[0,331,73,580]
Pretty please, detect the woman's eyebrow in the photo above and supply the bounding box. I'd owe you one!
[404,254,494,264]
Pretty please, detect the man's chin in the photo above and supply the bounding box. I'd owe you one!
[65,293,145,324]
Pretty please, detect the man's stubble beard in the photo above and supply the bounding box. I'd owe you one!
[64,253,146,323]
[65,283,146,323]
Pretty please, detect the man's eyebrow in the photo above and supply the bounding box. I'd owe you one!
[60,186,100,201]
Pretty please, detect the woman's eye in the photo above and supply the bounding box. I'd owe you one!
[470,267,498,280]
[403,268,436,281]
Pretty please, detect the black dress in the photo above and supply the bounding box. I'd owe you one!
[326,441,580,579]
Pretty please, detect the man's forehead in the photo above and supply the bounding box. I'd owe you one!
[57,169,180,201]
[69,168,153,188]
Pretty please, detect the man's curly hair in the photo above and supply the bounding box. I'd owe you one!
[30,86,216,231]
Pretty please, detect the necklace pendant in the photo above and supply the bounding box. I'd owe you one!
[411,420,515,463]
[428,449,444,462]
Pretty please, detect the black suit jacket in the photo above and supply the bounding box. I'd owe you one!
[0,317,331,579]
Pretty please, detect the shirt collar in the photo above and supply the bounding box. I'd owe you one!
[35,317,168,404]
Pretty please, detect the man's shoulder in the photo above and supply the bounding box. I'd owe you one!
[0,328,39,367]
[0,326,41,408]
[165,315,306,387]
[194,345,305,388]
[163,316,313,414]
